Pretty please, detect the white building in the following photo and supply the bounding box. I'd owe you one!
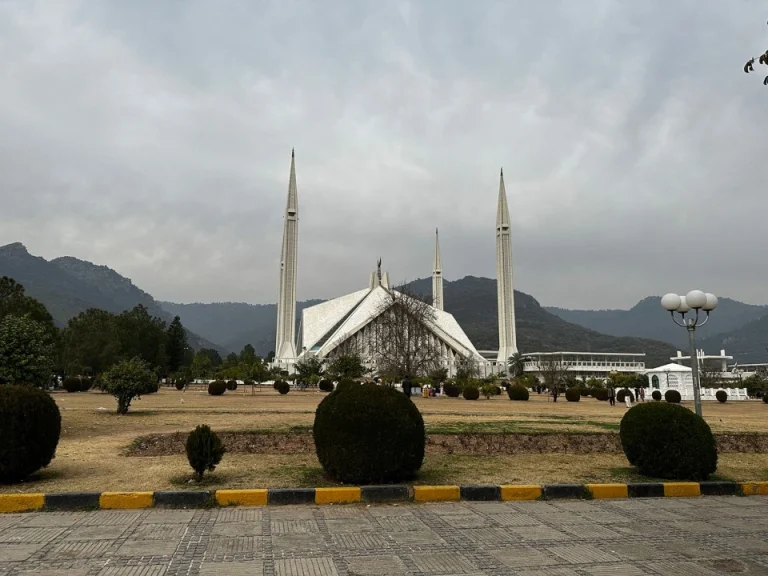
[645,363,749,400]
[519,352,646,381]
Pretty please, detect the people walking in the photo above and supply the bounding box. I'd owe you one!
[639,387,645,402]
[609,385,615,406]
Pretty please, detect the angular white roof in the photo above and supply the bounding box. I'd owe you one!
[644,363,692,373]
[300,283,483,361]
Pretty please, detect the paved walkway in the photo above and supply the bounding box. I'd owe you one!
[1,497,768,575]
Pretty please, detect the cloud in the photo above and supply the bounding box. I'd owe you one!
[1,0,767,309]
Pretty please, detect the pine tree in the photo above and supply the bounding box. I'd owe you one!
[166,316,188,374]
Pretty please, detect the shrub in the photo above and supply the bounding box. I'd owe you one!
[208,380,227,396]
[337,378,357,392]
[276,381,290,395]
[443,383,461,397]
[62,377,81,393]
[763,395,768,404]
[244,379,255,387]
[652,390,662,401]
[493,385,502,396]
[480,383,497,399]
[313,382,425,483]
[103,358,158,414]
[665,389,681,403]
[617,389,635,403]
[507,384,529,401]
[580,388,592,397]
[273,381,280,390]
[0,385,61,483]
[319,379,334,392]
[716,390,728,403]
[594,388,609,401]
[565,387,581,402]
[185,424,225,482]
[79,377,93,392]
[462,385,480,400]
[226,379,238,391]
[175,380,185,391]
[620,402,717,480]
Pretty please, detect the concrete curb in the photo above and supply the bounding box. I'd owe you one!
[1,481,763,512]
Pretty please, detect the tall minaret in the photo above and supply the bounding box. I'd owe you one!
[432,228,444,310]
[496,168,518,363]
[275,149,299,362]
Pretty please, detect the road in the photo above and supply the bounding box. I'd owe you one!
[1,497,767,575]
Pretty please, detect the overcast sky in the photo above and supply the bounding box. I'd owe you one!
[1,0,767,310]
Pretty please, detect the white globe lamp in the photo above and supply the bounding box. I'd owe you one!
[661,293,681,312]
[686,290,707,310]
[676,295,690,313]
[703,293,718,311]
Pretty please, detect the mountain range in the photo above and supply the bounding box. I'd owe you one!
[3,242,765,366]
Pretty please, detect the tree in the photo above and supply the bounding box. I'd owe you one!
[698,360,723,389]
[0,315,56,387]
[166,316,188,373]
[198,348,223,367]
[536,355,568,391]
[295,356,325,387]
[61,309,121,376]
[239,344,256,362]
[744,23,768,86]
[116,305,168,374]
[455,353,480,384]
[326,353,368,381]
[429,367,448,387]
[365,285,442,380]
[102,357,157,414]
[192,351,213,379]
[507,352,527,378]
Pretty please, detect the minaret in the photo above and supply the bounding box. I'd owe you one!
[275,149,299,362]
[432,228,444,310]
[496,168,518,363]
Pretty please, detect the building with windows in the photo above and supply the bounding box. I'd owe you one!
[519,351,646,381]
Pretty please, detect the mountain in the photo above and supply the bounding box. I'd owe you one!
[0,243,222,352]
[699,315,768,364]
[545,296,768,349]
[162,276,678,367]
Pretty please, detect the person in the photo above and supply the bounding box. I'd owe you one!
[639,387,645,402]
[609,385,615,406]
[625,390,633,408]
[552,386,558,403]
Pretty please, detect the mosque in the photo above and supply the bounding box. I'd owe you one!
[271,150,518,377]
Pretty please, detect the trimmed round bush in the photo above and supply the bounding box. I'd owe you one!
[273,381,280,390]
[62,377,81,393]
[617,389,635,403]
[652,390,662,401]
[186,424,225,482]
[493,385,502,396]
[462,385,480,400]
[319,379,334,392]
[620,402,717,480]
[0,385,62,483]
[208,380,227,396]
[337,378,357,392]
[276,381,290,395]
[175,380,185,391]
[565,387,581,402]
[763,395,768,404]
[313,382,425,483]
[79,378,93,392]
[507,384,529,401]
[226,379,238,391]
[665,389,681,403]
[443,383,460,397]
[716,390,728,403]
[594,388,609,401]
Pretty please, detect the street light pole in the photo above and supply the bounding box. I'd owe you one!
[661,291,718,418]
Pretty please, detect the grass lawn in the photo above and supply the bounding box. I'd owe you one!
[2,387,768,493]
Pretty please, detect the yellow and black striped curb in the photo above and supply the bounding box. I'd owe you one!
[1,482,766,513]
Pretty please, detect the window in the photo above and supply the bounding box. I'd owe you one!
[652,375,659,389]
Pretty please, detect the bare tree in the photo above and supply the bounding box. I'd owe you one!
[535,354,568,390]
[698,359,723,389]
[744,21,768,86]
[454,353,480,384]
[364,284,443,380]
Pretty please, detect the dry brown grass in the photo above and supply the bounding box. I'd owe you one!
[2,387,767,493]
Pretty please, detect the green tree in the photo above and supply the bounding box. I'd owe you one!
[198,348,223,367]
[326,353,367,380]
[507,352,527,378]
[429,367,448,387]
[192,351,213,379]
[166,316,188,373]
[455,353,479,384]
[295,356,325,386]
[115,305,168,374]
[61,309,121,376]
[103,357,157,414]
[239,344,256,362]
[0,315,56,387]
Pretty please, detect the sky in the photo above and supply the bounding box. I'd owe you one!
[1,0,768,310]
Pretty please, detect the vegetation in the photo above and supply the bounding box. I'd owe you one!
[443,382,461,397]
[175,380,185,391]
[462,385,480,400]
[226,379,238,391]
[507,384,529,401]
[616,389,634,403]
[665,389,681,403]
[564,387,580,402]
[62,376,81,393]
[208,380,227,396]
[319,379,334,392]
[276,381,290,395]
[620,402,717,480]
[716,390,728,403]
[102,357,158,414]
[593,388,609,401]
[313,382,425,483]
[0,384,61,483]
[185,424,225,482]
[652,390,662,401]
[0,314,56,388]
[325,353,367,381]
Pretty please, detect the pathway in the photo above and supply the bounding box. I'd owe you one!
[1,497,768,575]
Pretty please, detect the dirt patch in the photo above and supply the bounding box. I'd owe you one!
[127,431,768,457]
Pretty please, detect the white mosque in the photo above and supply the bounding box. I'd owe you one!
[272,150,518,376]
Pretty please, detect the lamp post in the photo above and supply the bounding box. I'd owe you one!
[660,290,718,417]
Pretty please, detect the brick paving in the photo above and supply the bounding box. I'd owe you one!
[1,497,768,575]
